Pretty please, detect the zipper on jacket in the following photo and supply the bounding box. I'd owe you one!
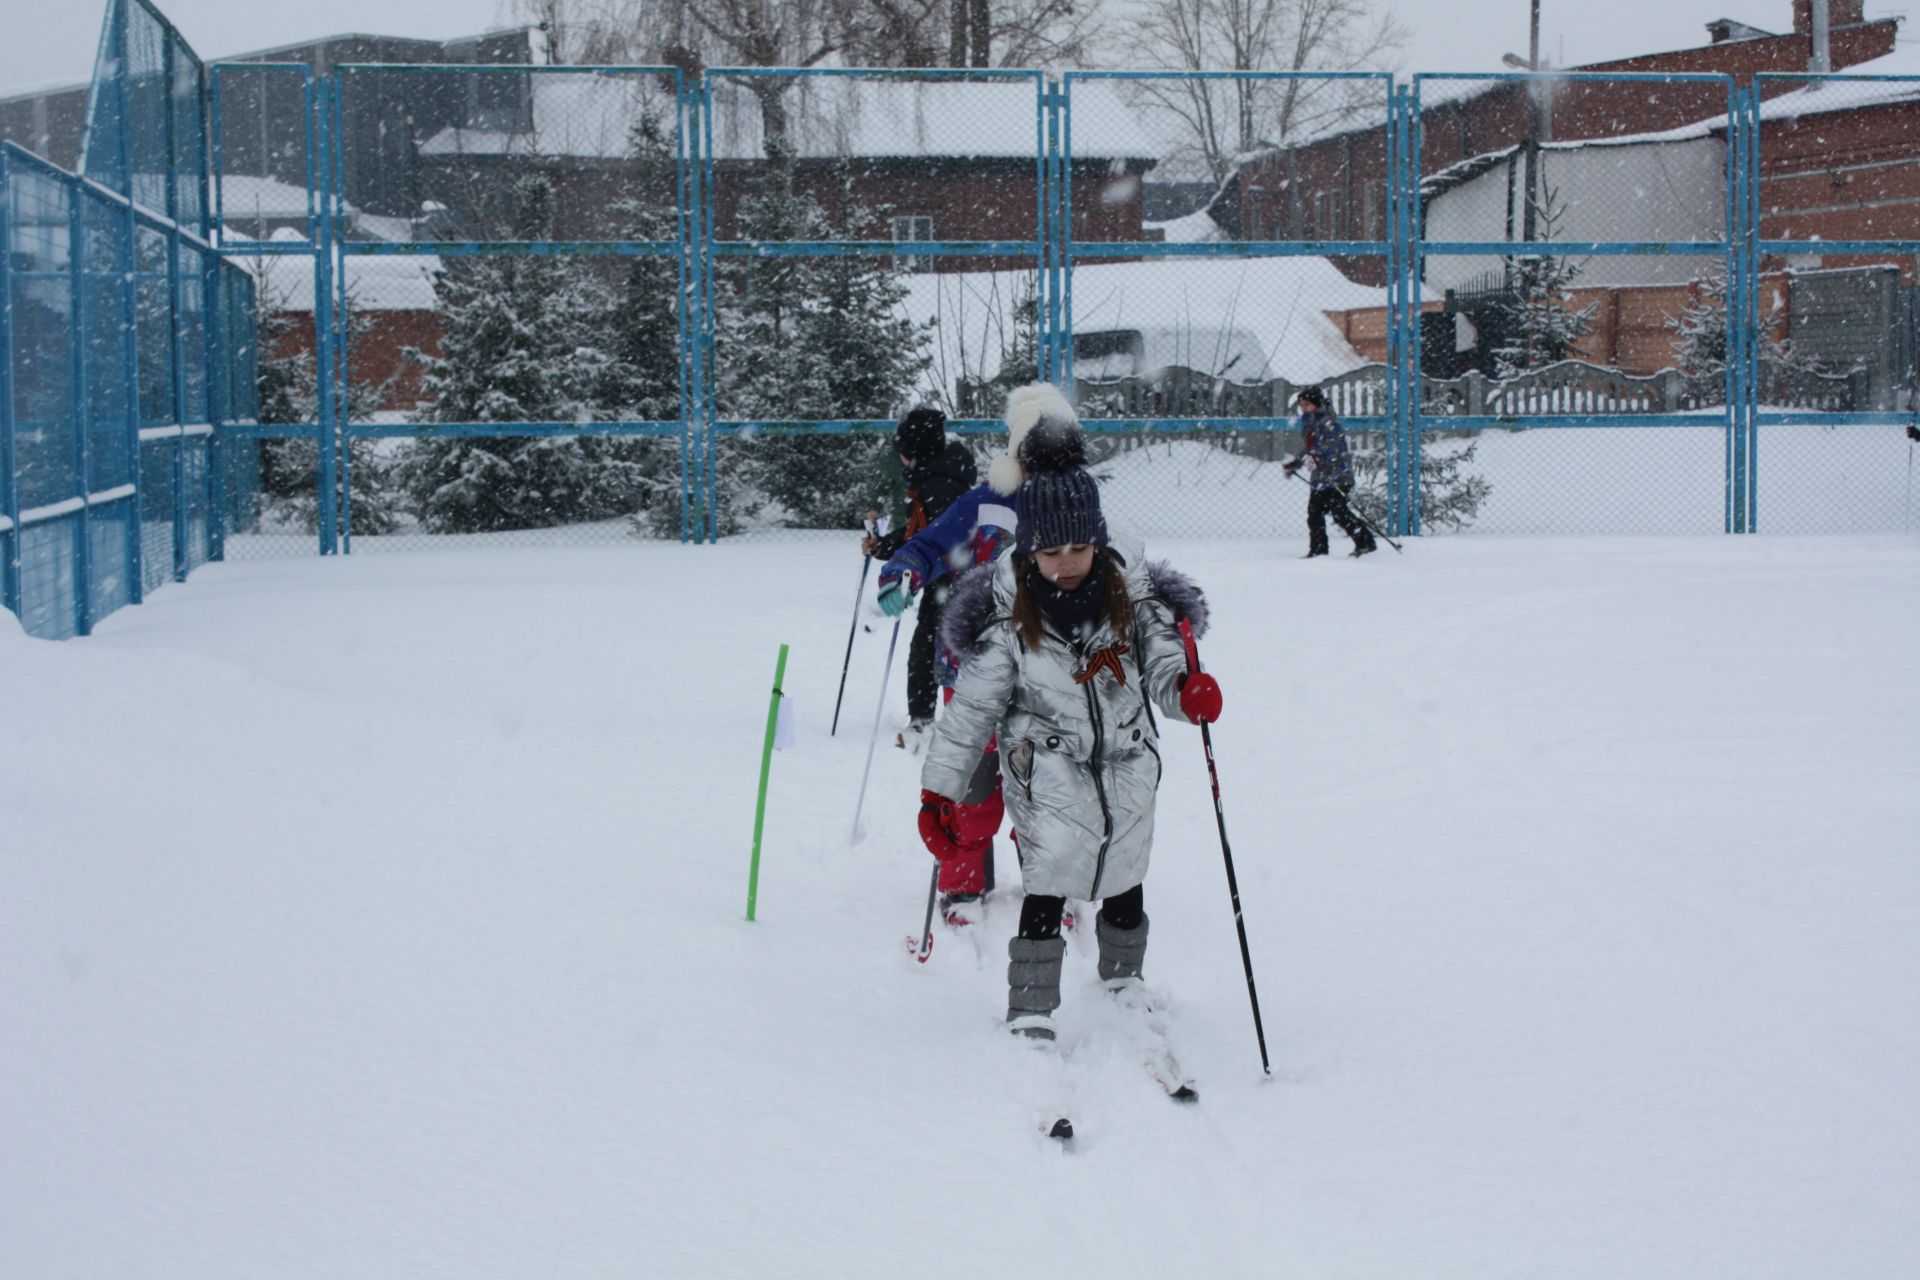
[1080,656,1115,900]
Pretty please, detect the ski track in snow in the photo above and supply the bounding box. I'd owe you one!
[3,534,1918,1278]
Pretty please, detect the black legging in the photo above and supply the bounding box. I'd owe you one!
[1307,483,1373,553]
[906,586,945,722]
[1019,884,1145,940]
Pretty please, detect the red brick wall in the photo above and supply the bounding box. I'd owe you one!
[709,157,1146,272]
[267,311,442,416]
[1234,4,1901,273]
[1759,98,1920,260]
[1327,275,1800,376]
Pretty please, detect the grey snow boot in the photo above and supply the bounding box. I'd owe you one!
[1096,912,1149,985]
[1006,936,1066,1040]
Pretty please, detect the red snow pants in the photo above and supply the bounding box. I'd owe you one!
[938,686,1002,896]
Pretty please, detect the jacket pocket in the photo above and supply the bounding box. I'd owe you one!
[1008,739,1035,799]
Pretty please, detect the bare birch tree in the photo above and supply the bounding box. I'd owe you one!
[1120,0,1407,183]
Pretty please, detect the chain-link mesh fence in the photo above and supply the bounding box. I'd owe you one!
[321,65,692,553]
[1406,73,1742,535]
[0,0,242,638]
[17,34,1920,640]
[1746,72,1920,532]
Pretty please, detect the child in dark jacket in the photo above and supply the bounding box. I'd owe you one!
[863,407,977,741]
[1283,387,1377,558]
[871,384,1065,922]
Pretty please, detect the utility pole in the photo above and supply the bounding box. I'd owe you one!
[1502,0,1547,242]
[1525,0,1541,241]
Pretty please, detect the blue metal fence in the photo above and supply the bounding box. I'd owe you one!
[6,2,1919,638]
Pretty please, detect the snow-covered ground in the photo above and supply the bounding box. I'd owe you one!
[4,534,1918,1278]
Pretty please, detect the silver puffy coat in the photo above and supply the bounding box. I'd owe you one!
[921,546,1209,901]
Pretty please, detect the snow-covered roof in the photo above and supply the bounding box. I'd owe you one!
[421,75,1157,163]
[902,254,1385,397]
[1144,208,1227,244]
[711,76,1154,162]
[253,252,441,312]
[216,174,317,220]
[1421,113,1724,199]
[1758,41,1920,123]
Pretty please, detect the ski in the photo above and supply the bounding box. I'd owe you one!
[1107,980,1200,1104]
[1149,1056,1200,1104]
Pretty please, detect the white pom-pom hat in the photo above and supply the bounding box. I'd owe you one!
[991,382,1079,496]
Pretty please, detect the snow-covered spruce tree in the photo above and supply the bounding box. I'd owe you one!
[714,181,931,530]
[399,174,649,534]
[1492,186,1597,378]
[1666,268,1818,406]
[595,113,712,540]
[252,267,404,535]
[1348,431,1492,533]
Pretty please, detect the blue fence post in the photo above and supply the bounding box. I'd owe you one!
[121,186,143,603]
[1031,74,1048,386]
[1408,79,1425,537]
[67,177,95,635]
[203,246,225,562]
[0,149,16,620]
[698,78,714,541]
[1057,78,1073,388]
[1723,83,1740,534]
[1751,80,1758,533]
[1401,80,1418,537]
[1397,81,1413,537]
[673,71,693,546]
[168,240,190,584]
[332,67,352,553]
[313,73,337,555]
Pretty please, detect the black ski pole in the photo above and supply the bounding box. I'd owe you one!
[1286,466,1403,553]
[1178,618,1272,1076]
[831,515,879,735]
[915,864,939,963]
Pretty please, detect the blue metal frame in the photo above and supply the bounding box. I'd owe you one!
[209,63,317,249]
[1745,71,1920,532]
[0,148,15,618]
[1410,71,1743,536]
[696,65,1052,541]
[324,62,697,542]
[313,72,337,554]
[1059,70,1401,461]
[19,54,1920,639]
[67,182,95,633]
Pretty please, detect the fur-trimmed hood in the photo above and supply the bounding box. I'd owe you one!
[938,542,1209,667]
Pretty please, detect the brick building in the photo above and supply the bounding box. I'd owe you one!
[1212,0,1900,280]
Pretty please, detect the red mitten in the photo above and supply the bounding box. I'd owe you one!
[918,789,963,861]
[950,785,1004,845]
[1179,671,1223,724]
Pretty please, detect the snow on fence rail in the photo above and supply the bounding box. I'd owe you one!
[958,359,1868,421]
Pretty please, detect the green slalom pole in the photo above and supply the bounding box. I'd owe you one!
[746,643,790,922]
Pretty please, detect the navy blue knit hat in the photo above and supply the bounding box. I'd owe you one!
[1015,415,1107,554]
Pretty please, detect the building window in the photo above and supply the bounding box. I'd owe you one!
[892,215,934,271]
[1313,191,1346,242]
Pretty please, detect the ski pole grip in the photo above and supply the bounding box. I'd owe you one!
[1178,616,1199,674]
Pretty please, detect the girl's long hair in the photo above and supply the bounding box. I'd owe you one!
[1010,548,1132,653]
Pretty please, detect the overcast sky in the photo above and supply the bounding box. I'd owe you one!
[0,0,1904,97]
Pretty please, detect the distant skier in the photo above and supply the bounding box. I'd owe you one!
[1283,386,1377,558]
[863,407,976,752]
[917,391,1222,1043]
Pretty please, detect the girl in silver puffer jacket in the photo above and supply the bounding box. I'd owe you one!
[915,393,1222,1042]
